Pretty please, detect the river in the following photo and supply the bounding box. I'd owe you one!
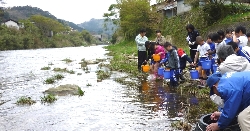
[0,45,191,131]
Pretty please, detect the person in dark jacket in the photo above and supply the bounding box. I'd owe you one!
[206,72,250,131]
[177,48,193,80]
[145,41,156,73]
[186,24,200,62]
[163,42,180,87]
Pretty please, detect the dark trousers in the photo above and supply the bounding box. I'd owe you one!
[190,49,197,62]
[138,50,147,71]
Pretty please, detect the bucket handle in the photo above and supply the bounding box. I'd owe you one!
[197,123,205,131]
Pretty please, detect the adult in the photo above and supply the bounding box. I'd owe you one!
[210,45,250,113]
[135,28,148,72]
[186,24,200,62]
[154,30,166,46]
[233,25,248,47]
[206,71,250,131]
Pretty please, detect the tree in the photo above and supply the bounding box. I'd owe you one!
[29,15,67,36]
[104,0,162,40]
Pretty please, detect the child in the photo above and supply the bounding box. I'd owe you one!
[177,48,193,80]
[145,41,155,72]
[227,41,250,62]
[233,26,248,47]
[224,29,233,44]
[194,36,211,87]
[206,33,216,75]
[163,42,179,87]
[153,43,166,78]
[217,30,226,45]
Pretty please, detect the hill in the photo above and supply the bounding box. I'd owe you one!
[2,6,83,31]
[78,18,117,38]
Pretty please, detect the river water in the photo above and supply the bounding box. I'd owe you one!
[0,45,192,131]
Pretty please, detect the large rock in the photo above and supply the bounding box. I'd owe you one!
[44,84,80,96]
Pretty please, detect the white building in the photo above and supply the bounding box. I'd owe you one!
[2,19,20,30]
[153,0,192,18]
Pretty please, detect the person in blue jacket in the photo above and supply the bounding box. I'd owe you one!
[206,72,250,131]
[227,41,250,62]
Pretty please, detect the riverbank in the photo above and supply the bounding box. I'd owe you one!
[105,41,217,130]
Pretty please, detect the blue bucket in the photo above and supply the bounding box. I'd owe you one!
[212,64,218,72]
[158,67,164,76]
[201,59,211,69]
[163,70,171,79]
[190,70,199,79]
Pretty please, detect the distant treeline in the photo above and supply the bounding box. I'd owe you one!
[0,15,97,51]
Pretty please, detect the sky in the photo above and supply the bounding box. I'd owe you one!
[5,0,118,24]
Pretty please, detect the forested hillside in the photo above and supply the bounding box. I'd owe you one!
[78,18,117,38]
[2,6,83,31]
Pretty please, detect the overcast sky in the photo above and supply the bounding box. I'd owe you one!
[5,0,118,24]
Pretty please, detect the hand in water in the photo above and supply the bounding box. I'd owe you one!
[210,111,221,121]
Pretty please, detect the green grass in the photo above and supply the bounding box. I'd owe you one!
[53,74,64,80]
[86,83,92,86]
[62,58,73,63]
[219,12,250,24]
[96,70,111,80]
[53,67,75,74]
[44,74,64,84]
[41,66,51,70]
[16,96,36,105]
[105,40,140,76]
[41,94,57,103]
[78,87,85,96]
[44,77,56,84]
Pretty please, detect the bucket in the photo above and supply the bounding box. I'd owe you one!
[201,59,211,69]
[142,64,150,72]
[153,54,160,62]
[194,114,240,131]
[190,70,199,79]
[158,67,164,76]
[212,64,218,72]
[163,69,171,79]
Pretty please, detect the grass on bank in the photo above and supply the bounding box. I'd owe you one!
[105,40,140,76]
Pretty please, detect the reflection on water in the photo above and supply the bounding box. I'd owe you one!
[0,46,196,130]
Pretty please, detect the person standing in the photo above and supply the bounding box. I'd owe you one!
[163,42,180,87]
[186,24,200,62]
[193,36,211,87]
[135,28,148,72]
[155,30,166,46]
[233,25,248,47]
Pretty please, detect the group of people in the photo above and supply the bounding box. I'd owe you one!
[136,28,193,87]
[135,24,250,130]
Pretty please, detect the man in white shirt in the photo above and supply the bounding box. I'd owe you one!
[233,26,248,47]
